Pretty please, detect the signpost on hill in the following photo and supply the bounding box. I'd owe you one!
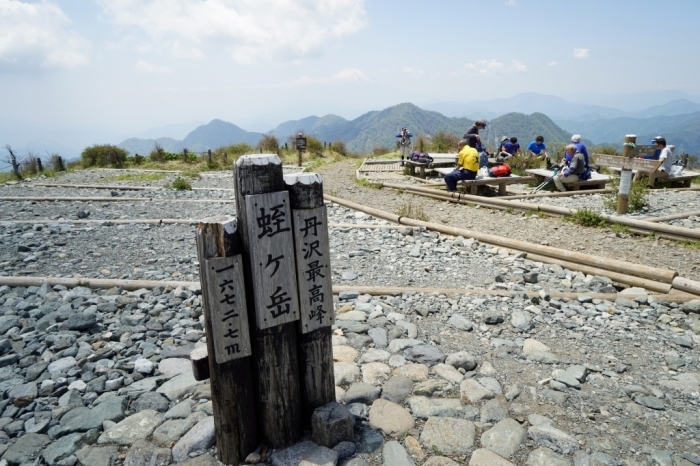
[296,133,307,167]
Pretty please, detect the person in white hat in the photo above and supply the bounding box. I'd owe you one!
[570,134,589,168]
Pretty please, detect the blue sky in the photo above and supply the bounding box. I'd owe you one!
[1,0,699,142]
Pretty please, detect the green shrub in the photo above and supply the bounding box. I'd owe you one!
[133,154,144,165]
[258,133,279,153]
[570,208,607,227]
[149,143,166,162]
[373,146,390,156]
[81,144,128,168]
[430,131,460,153]
[508,155,543,176]
[603,177,649,212]
[396,202,429,222]
[306,136,324,156]
[168,176,192,190]
[331,139,348,156]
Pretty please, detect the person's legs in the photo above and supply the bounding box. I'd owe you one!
[444,170,460,191]
[479,152,488,168]
[553,174,579,192]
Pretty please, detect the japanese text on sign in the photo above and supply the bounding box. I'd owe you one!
[245,191,300,330]
[293,207,334,333]
[204,256,251,363]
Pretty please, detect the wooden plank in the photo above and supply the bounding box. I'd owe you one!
[284,172,335,426]
[235,154,302,448]
[195,217,258,465]
[594,154,661,172]
[244,191,300,330]
[203,256,252,362]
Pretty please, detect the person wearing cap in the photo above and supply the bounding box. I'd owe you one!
[570,135,589,168]
[527,135,551,167]
[444,136,479,192]
[554,144,586,191]
[641,137,674,180]
[641,137,662,160]
[463,119,490,167]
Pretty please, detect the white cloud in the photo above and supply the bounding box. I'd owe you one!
[573,48,590,59]
[97,0,367,64]
[510,59,527,72]
[466,59,504,75]
[135,60,172,73]
[547,61,558,67]
[332,68,368,81]
[401,66,424,78]
[0,0,90,70]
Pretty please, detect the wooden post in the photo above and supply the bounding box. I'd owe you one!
[285,142,288,151]
[298,148,302,167]
[223,152,228,166]
[195,216,258,465]
[284,173,335,424]
[57,156,65,171]
[37,158,43,172]
[183,148,189,163]
[618,134,636,215]
[234,154,303,448]
[208,149,212,165]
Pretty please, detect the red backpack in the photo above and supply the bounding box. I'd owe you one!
[489,163,511,177]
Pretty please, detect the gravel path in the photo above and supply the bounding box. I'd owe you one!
[318,160,700,281]
[0,165,698,466]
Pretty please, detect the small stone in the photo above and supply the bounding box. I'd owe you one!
[424,457,459,466]
[480,418,526,458]
[171,416,215,463]
[2,433,50,465]
[522,339,550,355]
[483,309,504,325]
[134,359,154,374]
[445,352,478,372]
[362,362,391,385]
[98,410,165,446]
[122,440,171,466]
[382,441,414,466]
[334,362,360,386]
[407,396,469,419]
[480,399,509,423]
[368,328,388,348]
[525,446,571,466]
[404,435,425,461]
[345,383,381,404]
[8,382,37,407]
[392,363,429,382]
[403,344,445,367]
[333,441,356,460]
[270,441,318,466]
[381,377,413,403]
[528,425,580,454]
[432,363,464,385]
[334,345,359,363]
[299,446,338,466]
[460,379,495,404]
[447,315,473,331]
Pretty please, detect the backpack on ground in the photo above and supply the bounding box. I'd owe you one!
[488,163,511,177]
[579,169,592,181]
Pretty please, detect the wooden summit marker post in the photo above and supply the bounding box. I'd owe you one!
[284,173,335,422]
[296,133,307,168]
[234,154,303,447]
[618,134,637,214]
[195,216,257,465]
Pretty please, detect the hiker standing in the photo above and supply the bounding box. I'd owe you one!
[396,127,413,166]
[463,119,489,167]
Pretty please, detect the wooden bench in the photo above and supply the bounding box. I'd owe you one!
[435,168,535,196]
[595,153,700,188]
[404,154,458,178]
[526,169,611,191]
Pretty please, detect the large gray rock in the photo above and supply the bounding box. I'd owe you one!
[423,457,459,466]
[445,352,477,372]
[447,315,473,331]
[382,441,414,466]
[56,397,127,437]
[153,412,207,448]
[66,312,97,330]
[368,399,414,437]
[381,377,413,403]
[98,410,165,446]
[460,379,495,404]
[123,440,171,466]
[312,402,354,448]
[156,372,201,401]
[368,328,388,348]
[528,425,580,454]
[525,447,572,466]
[511,311,534,331]
[132,391,170,413]
[407,397,473,419]
[480,399,509,423]
[468,449,514,466]
[7,382,37,407]
[270,440,318,466]
[75,446,120,466]
[42,432,89,466]
[419,417,475,455]
[480,418,526,458]
[334,362,360,386]
[403,344,445,367]
[172,416,215,463]
[0,316,20,335]
[299,445,339,466]
[47,356,77,375]
[2,433,50,465]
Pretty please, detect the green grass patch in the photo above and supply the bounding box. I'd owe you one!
[354,177,383,189]
[611,223,631,234]
[167,177,192,190]
[603,177,649,212]
[104,173,167,182]
[396,202,429,222]
[681,240,700,250]
[180,171,201,179]
[569,208,607,227]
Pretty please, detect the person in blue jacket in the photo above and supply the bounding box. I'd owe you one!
[570,135,589,168]
[527,135,551,168]
[641,136,662,160]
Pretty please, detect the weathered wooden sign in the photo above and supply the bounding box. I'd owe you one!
[293,206,334,333]
[244,191,300,330]
[204,256,251,363]
[594,154,662,172]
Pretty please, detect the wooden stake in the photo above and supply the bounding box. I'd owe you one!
[618,135,636,215]
[195,216,258,465]
[234,154,303,448]
[284,173,335,424]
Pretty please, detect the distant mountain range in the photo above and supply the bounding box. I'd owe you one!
[117,101,700,156]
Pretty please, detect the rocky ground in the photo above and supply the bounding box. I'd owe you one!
[0,165,698,466]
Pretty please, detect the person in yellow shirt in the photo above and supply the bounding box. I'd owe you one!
[444,135,479,192]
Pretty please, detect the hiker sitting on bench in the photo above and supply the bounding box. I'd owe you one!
[554,144,586,192]
[527,135,552,168]
[444,136,479,192]
[497,137,521,160]
[634,136,674,182]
